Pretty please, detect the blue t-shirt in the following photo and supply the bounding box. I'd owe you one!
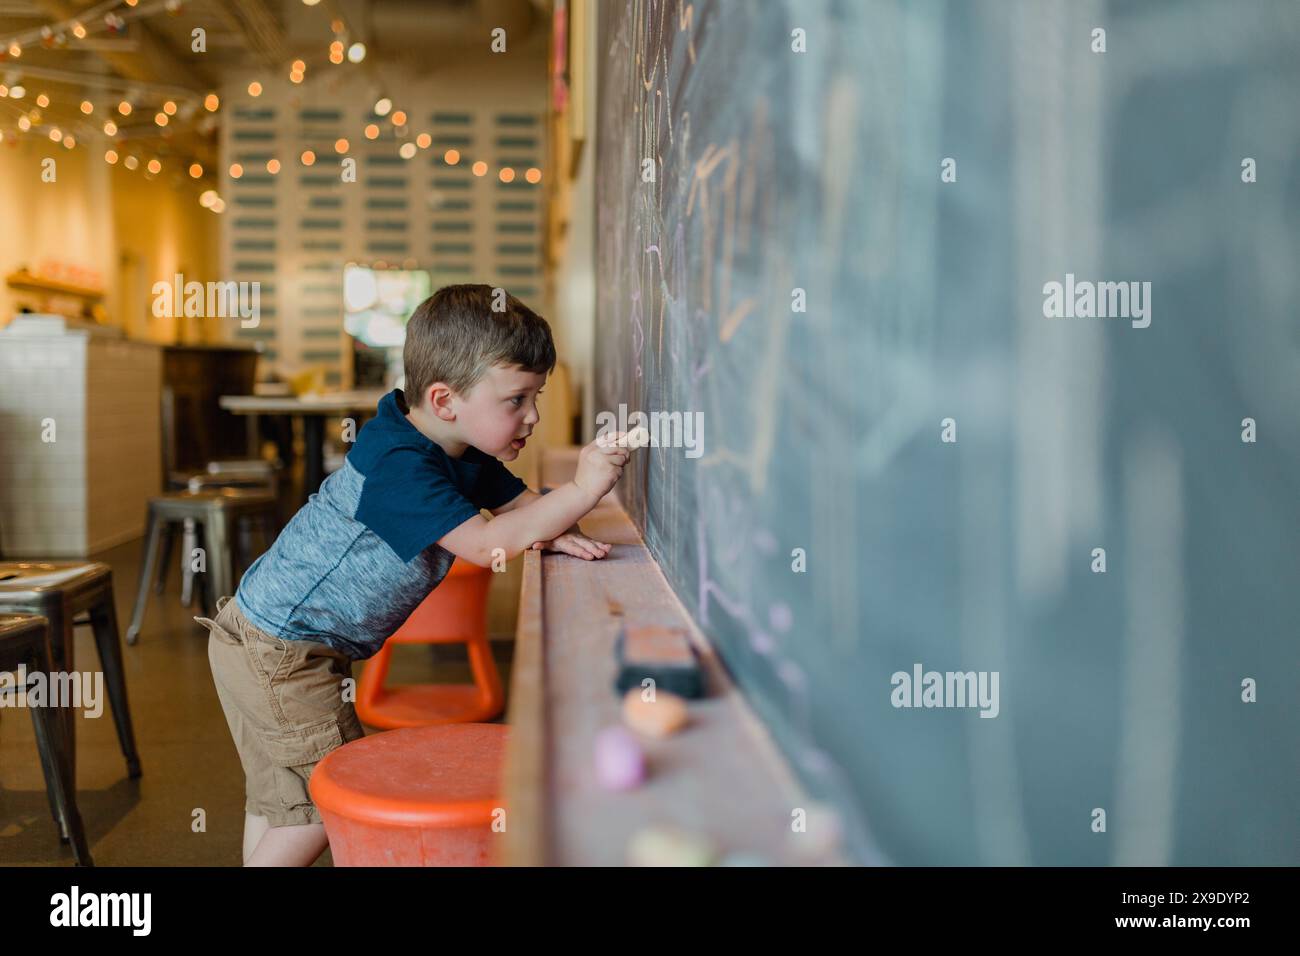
[234,388,527,659]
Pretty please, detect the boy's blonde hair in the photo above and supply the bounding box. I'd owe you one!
[403,284,556,405]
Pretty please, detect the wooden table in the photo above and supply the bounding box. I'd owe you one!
[218,390,386,504]
[499,448,834,866]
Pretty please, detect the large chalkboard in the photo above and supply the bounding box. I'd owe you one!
[594,0,1299,865]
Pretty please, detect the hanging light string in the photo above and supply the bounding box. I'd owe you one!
[2,0,173,54]
[2,0,545,192]
[2,63,200,104]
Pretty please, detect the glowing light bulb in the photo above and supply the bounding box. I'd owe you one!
[204,93,219,111]
[364,123,379,140]
[444,148,460,165]
[229,163,243,178]
[105,149,118,164]
[189,163,203,178]
[248,81,262,97]
[399,142,416,159]
[471,160,487,177]
[300,149,315,166]
[525,167,542,183]
[347,42,366,63]
[266,158,280,174]
[416,133,431,149]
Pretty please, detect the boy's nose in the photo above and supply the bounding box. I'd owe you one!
[524,403,540,425]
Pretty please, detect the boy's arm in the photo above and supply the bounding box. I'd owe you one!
[489,488,542,517]
[439,481,600,567]
[491,487,584,534]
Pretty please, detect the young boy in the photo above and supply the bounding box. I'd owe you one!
[194,284,630,866]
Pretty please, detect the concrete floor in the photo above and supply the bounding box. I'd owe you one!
[0,534,514,867]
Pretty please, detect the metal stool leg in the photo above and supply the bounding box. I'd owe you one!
[237,517,254,578]
[180,518,198,608]
[126,508,163,645]
[31,686,93,866]
[194,522,214,615]
[154,521,175,595]
[90,593,143,779]
[205,510,234,603]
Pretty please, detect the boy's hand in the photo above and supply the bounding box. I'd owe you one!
[573,435,631,501]
[530,526,612,560]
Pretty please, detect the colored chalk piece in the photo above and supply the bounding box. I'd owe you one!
[621,687,689,737]
[627,825,716,867]
[593,726,646,790]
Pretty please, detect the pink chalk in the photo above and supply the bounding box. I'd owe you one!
[594,726,646,790]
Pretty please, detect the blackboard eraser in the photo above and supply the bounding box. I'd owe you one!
[614,624,704,699]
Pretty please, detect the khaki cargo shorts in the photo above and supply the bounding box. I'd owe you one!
[196,595,365,827]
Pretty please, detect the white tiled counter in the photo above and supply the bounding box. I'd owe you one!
[0,320,161,557]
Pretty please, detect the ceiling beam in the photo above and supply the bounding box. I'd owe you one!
[219,0,289,71]
[36,0,214,93]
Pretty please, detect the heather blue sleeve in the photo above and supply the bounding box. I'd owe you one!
[470,454,528,510]
[353,447,481,562]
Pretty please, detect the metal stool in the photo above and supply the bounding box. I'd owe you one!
[0,614,93,865]
[159,459,281,610]
[0,562,143,790]
[127,488,279,643]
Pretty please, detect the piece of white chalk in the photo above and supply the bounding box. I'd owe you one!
[598,426,651,449]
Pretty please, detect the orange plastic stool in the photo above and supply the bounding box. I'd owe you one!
[310,724,509,866]
[356,558,504,729]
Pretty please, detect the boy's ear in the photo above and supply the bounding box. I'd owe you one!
[427,382,457,422]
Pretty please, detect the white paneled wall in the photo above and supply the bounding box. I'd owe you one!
[0,329,160,557]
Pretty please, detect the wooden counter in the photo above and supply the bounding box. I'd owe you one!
[498,448,831,865]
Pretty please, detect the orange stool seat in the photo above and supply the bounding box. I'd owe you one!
[310,724,509,866]
[357,558,504,729]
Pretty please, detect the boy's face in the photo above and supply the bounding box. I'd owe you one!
[453,363,546,461]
